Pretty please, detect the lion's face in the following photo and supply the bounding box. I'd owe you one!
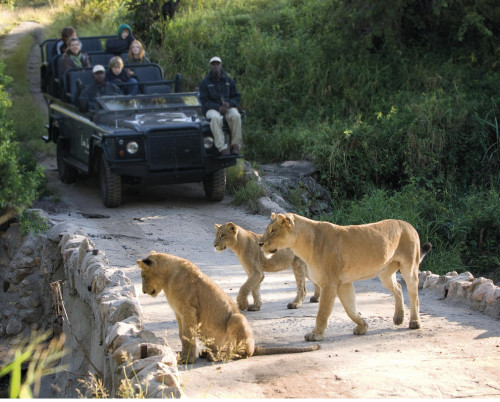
[259,213,294,257]
[137,253,163,297]
[214,223,238,251]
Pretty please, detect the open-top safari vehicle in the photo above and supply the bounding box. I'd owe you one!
[40,35,241,207]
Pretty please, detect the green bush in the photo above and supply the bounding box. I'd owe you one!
[0,62,44,215]
[328,185,500,279]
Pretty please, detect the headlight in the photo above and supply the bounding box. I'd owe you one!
[204,136,214,149]
[126,141,139,154]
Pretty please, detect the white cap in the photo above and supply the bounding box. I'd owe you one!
[92,64,105,73]
[209,56,222,64]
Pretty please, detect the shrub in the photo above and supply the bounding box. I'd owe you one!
[0,62,45,216]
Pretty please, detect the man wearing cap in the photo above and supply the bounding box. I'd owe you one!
[199,56,242,156]
[78,65,122,111]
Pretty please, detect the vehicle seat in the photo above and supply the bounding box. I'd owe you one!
[126,63,171,94]
[64,67,94,105]
[80,38,104,52]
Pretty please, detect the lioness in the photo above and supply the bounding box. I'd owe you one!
[259,213,432,342]
[214,222,320,311]
[138,251,320,363]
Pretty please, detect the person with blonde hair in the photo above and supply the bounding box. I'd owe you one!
[105,56,139,95]
[125,40,151,65]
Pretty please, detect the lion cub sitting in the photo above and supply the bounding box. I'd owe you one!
[138,251,320,363]
[214,222,320,311]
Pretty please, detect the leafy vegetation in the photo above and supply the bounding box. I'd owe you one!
[0,62,45,217]
[0,331,67,398]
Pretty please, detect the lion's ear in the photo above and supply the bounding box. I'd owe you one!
[227,222,236,232]
[285,213,295,227]
[270,212,277,220]
[215,223,221,229]
[277,213,294,228]
[137,258,150,270]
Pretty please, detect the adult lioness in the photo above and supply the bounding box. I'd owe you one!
[259,213,432,342]
[214,222,320,311]
[137,251,320,363]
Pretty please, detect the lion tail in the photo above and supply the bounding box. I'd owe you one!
[420,242,432,263]
[253,344,320,356]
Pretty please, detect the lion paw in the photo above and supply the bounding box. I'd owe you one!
[353,324,368,335]
[237,299,249,311]
[310,296,320,303]
[177,353,197,364]
[409,320,421,329]
[393,312,404,326]
[287,302,301,309]
[305,332,324,342]
[247,304,261,311]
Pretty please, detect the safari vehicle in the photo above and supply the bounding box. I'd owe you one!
[40,35,241,207]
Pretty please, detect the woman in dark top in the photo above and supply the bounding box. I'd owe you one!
[125,40,151,65]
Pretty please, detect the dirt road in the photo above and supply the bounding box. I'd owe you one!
[11,21,500,398]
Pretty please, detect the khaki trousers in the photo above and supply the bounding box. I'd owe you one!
[206,108,242,152]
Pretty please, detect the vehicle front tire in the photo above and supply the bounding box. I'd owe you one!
[57,138,78,183]
[99,153,122,208]
[203,169,226,202]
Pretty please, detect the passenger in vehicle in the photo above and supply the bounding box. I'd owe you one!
[52,26,77,57]
[199,56,242,156]
[125,40,150,65]
[106,56,139,95]
[61,38,91,74]
[78,64,121,111]
[106,23,135,55]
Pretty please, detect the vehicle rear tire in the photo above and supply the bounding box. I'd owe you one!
[99,153,122,208]
[57,138,78,183]
[203,169,226,202]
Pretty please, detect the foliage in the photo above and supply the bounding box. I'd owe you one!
[19,209,50,235]
[0,62,45,214]
[329,185,500,280]
[67,0,127,29]
[231,180,264,214]
[0,331,67,398]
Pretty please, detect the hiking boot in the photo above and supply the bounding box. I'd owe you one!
[230,144,240,155]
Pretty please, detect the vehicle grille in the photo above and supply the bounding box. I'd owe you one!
[148,130,204,170]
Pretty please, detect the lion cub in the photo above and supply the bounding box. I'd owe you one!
[138,251,320,363]
[214,222,320,311]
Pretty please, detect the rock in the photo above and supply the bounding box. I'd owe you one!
[472,282,495,302]
[6,318,23,335]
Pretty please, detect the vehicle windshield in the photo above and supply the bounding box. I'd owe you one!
[96,93,201,112]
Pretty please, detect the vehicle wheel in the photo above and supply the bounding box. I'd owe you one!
[99,153,122,208]
[56,138,78,183]
[203,169,226,202]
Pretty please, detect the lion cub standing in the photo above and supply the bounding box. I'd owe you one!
[138,251,320,364]
[214,222,320,311]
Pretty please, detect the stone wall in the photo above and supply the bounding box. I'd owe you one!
[419,271,500,319]
[0,214,182,398]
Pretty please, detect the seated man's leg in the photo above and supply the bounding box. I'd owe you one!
[206,109,228,153]
[226,108,242,153]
